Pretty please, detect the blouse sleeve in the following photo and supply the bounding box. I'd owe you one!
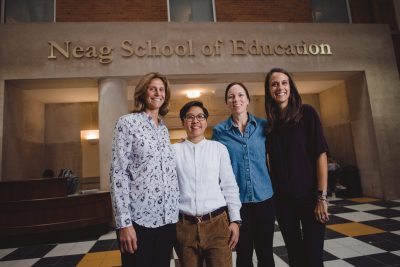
[109,116,133,229]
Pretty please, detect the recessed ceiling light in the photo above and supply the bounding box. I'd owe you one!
[186,90,201,99]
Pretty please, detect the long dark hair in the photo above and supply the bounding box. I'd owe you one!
[264,68,302,133]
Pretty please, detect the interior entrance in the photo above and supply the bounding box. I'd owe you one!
[1,71,380,197]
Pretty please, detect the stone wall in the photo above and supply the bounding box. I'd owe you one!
[2,83,45,180]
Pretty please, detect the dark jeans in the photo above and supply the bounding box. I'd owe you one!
[236,197,276,267]
[275,198,325,267]
[116,221,176,267]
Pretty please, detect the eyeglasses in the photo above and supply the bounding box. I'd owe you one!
[184,113,207,121]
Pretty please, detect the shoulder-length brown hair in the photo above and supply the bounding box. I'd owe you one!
[133,72,171,116]
[264,68,302,133]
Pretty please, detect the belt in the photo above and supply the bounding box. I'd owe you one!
[179,206,227,224]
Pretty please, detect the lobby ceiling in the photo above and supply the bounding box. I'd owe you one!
[10,71,357,104]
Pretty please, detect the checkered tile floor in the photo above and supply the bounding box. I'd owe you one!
[1,197,400,267]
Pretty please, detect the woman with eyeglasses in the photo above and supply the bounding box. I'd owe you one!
[173,101,241,267]
[265,68,329,267]
[212,82,275,267]
[109,72,179,267]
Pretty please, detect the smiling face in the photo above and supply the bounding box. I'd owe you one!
[144,78,165,112]
[183,106,207,142]
[269,72,291,109]
[226,84,250,116]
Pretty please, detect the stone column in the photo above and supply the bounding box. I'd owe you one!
[0,80,4,181]
[98,78,128,191]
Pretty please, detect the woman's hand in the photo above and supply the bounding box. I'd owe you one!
[228,223,240,250]
[314,199,329,224]
[119,226,138,253]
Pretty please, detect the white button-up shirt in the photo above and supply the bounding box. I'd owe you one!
[110,112,179,229]
[173,138,241,222]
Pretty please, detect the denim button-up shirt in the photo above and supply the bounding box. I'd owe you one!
[212,114,273,203]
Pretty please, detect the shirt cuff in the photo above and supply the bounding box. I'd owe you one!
[227,208,241,222]
[115,213,133,229]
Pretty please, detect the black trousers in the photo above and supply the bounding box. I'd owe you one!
[236,197,276,267]
[116,222,176,267]
[275,198,325,267]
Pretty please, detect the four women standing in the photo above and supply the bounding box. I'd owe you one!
[110,70,329,266]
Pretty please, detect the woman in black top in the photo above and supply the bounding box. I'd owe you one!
[264,68,329,267]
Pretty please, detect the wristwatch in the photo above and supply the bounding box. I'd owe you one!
[316,190,328,201]
[316,190,327,197]
[232,220,242,227]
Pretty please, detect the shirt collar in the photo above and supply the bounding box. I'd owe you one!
[141,111,164,126]
[184,137,207,147]
[225,113,257,130]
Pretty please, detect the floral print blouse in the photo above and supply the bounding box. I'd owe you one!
[110,112,179,228]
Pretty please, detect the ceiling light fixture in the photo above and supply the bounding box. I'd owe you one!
[186,90,201,99]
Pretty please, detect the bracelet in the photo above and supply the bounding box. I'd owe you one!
[316,190,327,198]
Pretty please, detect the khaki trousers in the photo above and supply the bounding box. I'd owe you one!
[176,211,232,267]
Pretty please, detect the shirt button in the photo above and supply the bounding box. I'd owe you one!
[244,156,248,159]
[246,168,249,172]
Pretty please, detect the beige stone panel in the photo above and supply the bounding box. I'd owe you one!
[365,70,400,179]
[350,120,380,170]
[324,124,356,166]
[23,95,45,143]
[46,103,83,143]
[22,141,46,179]
[319,82,350,127]
[99,78,128,191]
[46,142,82,178]
[248,95,266,118]
[0,23,395,79]
[371,108,400,199]
[357,170,383,198]
[317,82,357,166]
[345,74,385,198]
[2,84,46,180]
[45,102,98,178]
[46,102,98,143]
[81,140,99,178]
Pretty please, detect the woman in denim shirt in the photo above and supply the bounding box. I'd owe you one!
[212,82,275,267]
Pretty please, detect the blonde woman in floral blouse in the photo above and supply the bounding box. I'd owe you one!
[110,72,179,267]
